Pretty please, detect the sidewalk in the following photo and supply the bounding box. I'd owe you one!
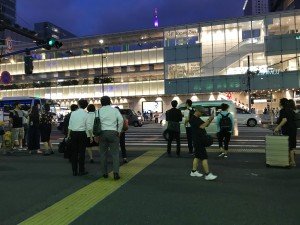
[0,147,299,225]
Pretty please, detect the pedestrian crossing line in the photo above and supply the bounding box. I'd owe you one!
[19,149,165,225]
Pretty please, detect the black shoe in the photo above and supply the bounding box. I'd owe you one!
[78,171,88,176]
[103,174,108,178]
[113,173,120,180]
[123,158,128,163]
[90,159,94,163]
[43,153,51,156]
[73,171,78,176]
[50,150,54,154]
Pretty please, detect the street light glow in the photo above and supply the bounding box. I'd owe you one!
[99,39,104,44]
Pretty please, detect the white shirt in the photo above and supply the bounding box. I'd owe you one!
[68,108,89,131]
[86,112,96,137]
[98,106,123,133]
[183,107,192,127]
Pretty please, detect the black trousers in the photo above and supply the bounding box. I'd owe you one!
[27,126,40,151]
[120,131,127,158]
[70,131,87,174]
[186,127,193,153]
[167,131,180,155]
[217,131,231,151]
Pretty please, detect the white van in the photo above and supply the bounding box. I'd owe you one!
[162,100,238,140]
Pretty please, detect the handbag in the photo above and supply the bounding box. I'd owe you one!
[203,134,213,147]
[167,121,180,132]
[93,110,102,136]
[58,138,66,153]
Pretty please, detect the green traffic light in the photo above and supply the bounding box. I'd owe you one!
[48,38,56,47]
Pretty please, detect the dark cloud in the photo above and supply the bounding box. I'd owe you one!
[17,0,244,37]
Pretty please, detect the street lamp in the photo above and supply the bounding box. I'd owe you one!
[101,55,107,95]
[246,55,259,112]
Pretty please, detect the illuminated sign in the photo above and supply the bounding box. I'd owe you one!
[227,65,280,76]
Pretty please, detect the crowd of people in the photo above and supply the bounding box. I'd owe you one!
[165,98,298,181]
[1,96,297,181]
[66,96,128,179]
[0,96,129,180]
[0,101,54,155]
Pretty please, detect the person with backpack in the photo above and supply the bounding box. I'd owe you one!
[9,101,26,150]
[27,104,41,154]
[216,103,234,158]
[183,99,194,154]
[116,107,129,163]
[86,104,97,163]
[40,104,54,155]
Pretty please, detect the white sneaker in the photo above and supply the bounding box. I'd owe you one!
[205,173,217,181]
[190,171,203,177]
[218,152,225,157]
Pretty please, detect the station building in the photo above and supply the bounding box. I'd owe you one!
[2,10,300,113]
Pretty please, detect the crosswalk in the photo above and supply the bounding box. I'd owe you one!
[52,124,300,150]
[124,124,273,149]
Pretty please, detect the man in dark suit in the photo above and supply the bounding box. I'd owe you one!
[166,100,182,157]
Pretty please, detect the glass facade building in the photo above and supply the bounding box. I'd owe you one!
[2,10,300,111]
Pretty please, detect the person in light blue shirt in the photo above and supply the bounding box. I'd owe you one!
[215,103,234,158]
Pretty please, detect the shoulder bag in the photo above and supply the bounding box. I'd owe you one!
[93,110,102,136]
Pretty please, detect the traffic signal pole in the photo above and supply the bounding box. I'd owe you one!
[0,44,47,59]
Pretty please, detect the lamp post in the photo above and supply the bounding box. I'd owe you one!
[101,55,107,95]
[246,55,259,112]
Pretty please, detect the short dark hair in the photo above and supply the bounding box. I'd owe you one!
[280,98,289,109]
[101,96,111,106]
[221,103,229,111]
[14,101,20,107]
[288,99,296,110]
[87,104,96,112]
[171,100,178,108]
[70,104,78,112]
[186,99,192,107]
[44,104,50,112]
[78,99,88,109]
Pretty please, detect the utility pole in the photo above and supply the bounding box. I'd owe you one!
[100,55,107,95]
[247,55,252,112]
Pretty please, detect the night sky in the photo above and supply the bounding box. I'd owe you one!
[17,0,245,37]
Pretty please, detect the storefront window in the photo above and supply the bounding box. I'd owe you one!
[175,27,188,46]
[187,26,199,45]
[225,21,239,51]
[212,23,225,55]
[266,15,281,36]
[164,29,176,47]
[282,54,297,71]
[200,24,212,54]
[280,16,296,35]
[295,15,300,33]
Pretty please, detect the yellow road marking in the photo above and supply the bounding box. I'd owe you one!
[19,150,164,225]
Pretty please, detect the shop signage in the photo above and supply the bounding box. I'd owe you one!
[227,65,280,76]
[165,28,198,39]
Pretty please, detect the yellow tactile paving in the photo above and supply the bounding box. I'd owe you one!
[19,150,164,225]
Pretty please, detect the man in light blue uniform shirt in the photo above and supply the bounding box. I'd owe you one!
[98,96,123,180]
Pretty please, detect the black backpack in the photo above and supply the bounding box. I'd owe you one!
[219,113,232,132]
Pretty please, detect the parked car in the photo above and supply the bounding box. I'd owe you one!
[119,109,143,127]
[161,100,238,140]
[236,108,261,127]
